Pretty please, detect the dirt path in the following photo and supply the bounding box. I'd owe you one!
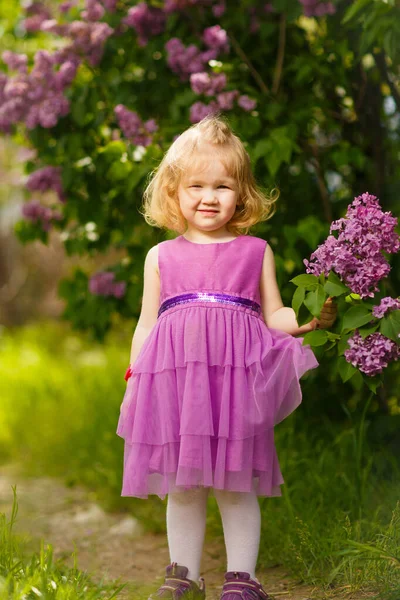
[0,464,374,600]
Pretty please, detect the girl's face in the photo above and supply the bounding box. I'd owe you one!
[177,151,239,236]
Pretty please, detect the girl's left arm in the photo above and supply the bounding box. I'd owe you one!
[259,244,337,336]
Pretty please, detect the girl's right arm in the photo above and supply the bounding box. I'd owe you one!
[129,245,160,366]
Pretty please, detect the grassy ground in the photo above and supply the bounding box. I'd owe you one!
[0,320,399,598]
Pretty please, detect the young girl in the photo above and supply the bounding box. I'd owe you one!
[116,114,336,600]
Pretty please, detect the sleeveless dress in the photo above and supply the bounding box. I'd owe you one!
[116,234,318,500]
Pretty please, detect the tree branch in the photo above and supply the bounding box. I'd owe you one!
[272,13,286,95]
[227,31,269,95]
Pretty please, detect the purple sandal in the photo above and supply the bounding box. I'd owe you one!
[220,571,272,599]
[148,562,206,599]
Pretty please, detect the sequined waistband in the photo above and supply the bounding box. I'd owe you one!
[157,292,262,318]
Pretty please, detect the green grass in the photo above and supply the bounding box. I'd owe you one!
[0,487,127,599]
[1,320,400,598]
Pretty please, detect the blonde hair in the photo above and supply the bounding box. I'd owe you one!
[141,113,279,236]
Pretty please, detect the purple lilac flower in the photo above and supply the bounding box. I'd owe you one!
[123,3,166,47]
[89,271,126,298]
[2,52,28,74]
[304,192,400,298]
[59,1,77,13]
[22,1,52,32]
[114,104,158,146]
[82,0,105,21]
[212,1,226,17]
[1,49,76,132]
[22,199,63,231]
[372,297,400,319]
[299,0,336,17]
[189,100,218,123]
[165,38,218,81]
[26,166,65,202]
[238,95,257,111]
[102,0,117,11]
[344,330,400,376]
[216,90,239,110]
[190,72,227,96]
[164,0,215,13]
[202,25,230,53]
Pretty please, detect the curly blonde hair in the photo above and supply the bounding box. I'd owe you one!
[141,113,279,237]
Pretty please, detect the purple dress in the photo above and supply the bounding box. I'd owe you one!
[116,235,318,500]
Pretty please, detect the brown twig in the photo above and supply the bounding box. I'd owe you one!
[227,31,269,95]
[272,13,286,95]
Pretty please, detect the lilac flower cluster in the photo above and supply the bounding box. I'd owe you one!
[123,3,166,47]
[42,19,114,67]
[299,0,336,17]
[344,330,400,377]
[189,92,257,123]
[89,271,126,298]
[0,50,76,132]
[165,38,219,81]
[163,0,226,16]
[22,200,63,232]
[114,105,158,146]
[26,166,65,202]
[22,1,52,32]
[304,192,400,298]
[190,72,227,96]
[82,0,106,22]
[372,297,400,319]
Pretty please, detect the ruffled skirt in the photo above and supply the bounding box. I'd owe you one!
[116,304,318,499]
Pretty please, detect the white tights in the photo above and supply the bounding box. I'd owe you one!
[166,486,261,583]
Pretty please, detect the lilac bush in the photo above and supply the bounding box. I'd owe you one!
[304,192,400,298]
[344,330,400,377]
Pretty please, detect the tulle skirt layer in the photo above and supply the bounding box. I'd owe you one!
[116,304,318,499]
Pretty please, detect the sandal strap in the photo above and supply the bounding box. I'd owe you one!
[221,580,271,599]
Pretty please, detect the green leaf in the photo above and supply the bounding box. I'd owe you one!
[324,271,349,297]
[379,309,400,344]
[98,140,127,157]
[364,376,382,394]
[106,159,133,182]
[338,356,358,383]
[290,274,319,288]
[303,329,329,347]
[341,0,370,24]
[326,331,341,341]
[304,284,327,317]
[292,286,305,317]
[358,323,380,338]
[341,305,373,332]
[338,333,352,356]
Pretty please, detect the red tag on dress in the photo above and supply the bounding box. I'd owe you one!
[124,366,132,381]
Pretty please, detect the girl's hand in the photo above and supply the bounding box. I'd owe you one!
[310,298,338,330]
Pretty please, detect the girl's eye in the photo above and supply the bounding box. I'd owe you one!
[189,185,230,189]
